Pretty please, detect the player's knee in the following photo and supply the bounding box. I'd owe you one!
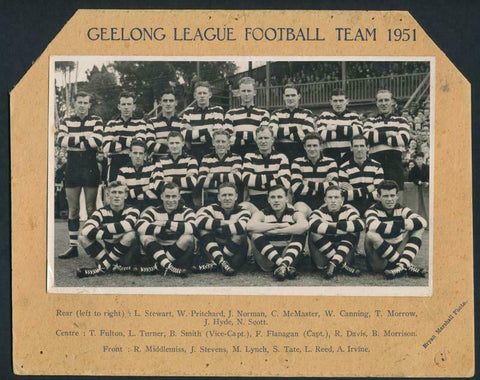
[310,232,324,240]
[239,201,258,215]
[139,235,155,247]
[121,231,137,245]
[68,206,80,219]
[78,235,91,248]
[177,234,194,251]
[294,202,311,219]
[366,231,382,244]
[231,234,247,244]
[197,230,209,238]
[85,204,97,217]
[410,228,425,238]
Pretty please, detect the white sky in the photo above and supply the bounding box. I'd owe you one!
[54,58,265,85]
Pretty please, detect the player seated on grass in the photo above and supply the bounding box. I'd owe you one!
[364,180,427,279]
[135,181,195,277]
[116,139,157,211]
[77,180,140,278]
[196,182,251,276]
[308,185,364,280]
[247,185,309,281]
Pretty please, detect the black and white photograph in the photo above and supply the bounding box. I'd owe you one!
[48,56,433,295]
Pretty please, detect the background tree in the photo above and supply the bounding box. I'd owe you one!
[81,64,120,121]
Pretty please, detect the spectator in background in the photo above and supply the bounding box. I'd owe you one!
[408,153,429,187]
[55,151,68,219]
[408,152,429,221]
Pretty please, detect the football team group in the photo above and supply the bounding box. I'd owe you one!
[56,76,428,282]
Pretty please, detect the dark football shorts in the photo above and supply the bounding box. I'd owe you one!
[65,151,100,188]
[370,150,405,190]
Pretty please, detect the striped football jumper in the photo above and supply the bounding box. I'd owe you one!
[317,109,363,165]
[269,107,316,162]
[57,113,103,247]
[362,113,410,189]
[291,154,338,209]
[151,153,198,207]
[117,162,156,211]
[145,114,185,161]
[103,116,147,182]
[338,157,384,215]
[242,150,291,209]
[198,151,243,204]
[181,105,224,160]
[224,105,270,155]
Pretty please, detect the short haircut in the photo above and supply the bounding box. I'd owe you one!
[268,184,288,196]
[351,134,369,145]
[255,125,274,138]
[74,91,92,101]
[130,138,146,150]
[119,91,136,103]
[303,132,322,145]
[167,131,184,141]
[238,76,256,88]
[331,88,346,97]
[283,83,299,94]
[160,89,176,99]
[325,184,343,196]
[377,180,399,194]
[108,180,126,190]
[194,81,211,91]
[218,182,238,193]
[162,181,180,193]
[414,152,425,159]
[376,89,393,99]
[212,129,231,140]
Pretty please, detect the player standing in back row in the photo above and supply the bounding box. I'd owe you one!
[269,84,315,162]
[224,77,270,156]
[317,89,363,166]
[146,90,184,163]
[363,89,410,194]
[57,91,103,259]
[103,91,147,183]
[182,81,224,162]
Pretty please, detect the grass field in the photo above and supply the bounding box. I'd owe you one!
[52,220,430,290]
